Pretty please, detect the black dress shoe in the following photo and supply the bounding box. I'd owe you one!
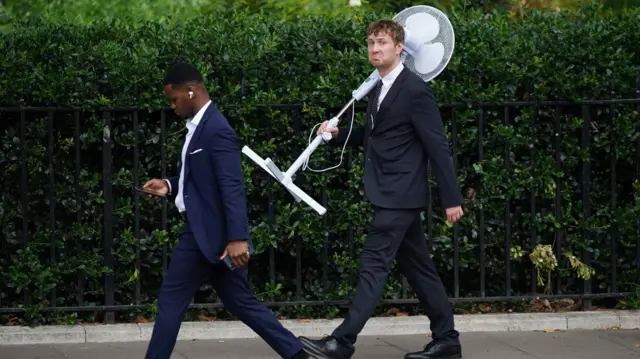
[404,340,462,359]
[298,335,355,359]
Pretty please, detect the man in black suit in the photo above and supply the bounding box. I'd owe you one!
[298,20,464,359]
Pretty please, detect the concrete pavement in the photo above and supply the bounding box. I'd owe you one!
[2,330,639,359]
[2,311,639,345]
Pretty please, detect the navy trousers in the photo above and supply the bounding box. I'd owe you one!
[145,223,303,359]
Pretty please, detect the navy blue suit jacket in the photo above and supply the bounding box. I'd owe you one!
[165,103,251,263]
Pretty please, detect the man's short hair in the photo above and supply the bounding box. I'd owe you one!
[367,19,405,44]
[163,62,204,87]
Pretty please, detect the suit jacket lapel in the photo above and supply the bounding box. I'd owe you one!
[184,103,216,179]
[372,67,408,133]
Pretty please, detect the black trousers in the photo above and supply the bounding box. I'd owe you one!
[332,207,459,345]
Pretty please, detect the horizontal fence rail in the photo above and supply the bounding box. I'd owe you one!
[0,97,639,324]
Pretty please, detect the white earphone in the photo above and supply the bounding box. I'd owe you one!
[188,91,194,99]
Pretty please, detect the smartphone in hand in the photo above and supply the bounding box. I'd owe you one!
[224,243,255,270]
[135,186,167,198]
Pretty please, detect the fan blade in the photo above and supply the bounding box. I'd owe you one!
[413,42,445,75]
[405,12,440,43]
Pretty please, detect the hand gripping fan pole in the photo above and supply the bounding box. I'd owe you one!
[241,5,455,216]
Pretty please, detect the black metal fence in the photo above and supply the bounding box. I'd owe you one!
[0,96,639,323]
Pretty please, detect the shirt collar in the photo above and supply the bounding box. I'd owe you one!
[381,62,404,88]
[186,100,212,129]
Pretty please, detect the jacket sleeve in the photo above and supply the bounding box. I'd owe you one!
[164,176,179,202]
[332,126,365,147]
[410,84,462,208]
[208,126,250,242]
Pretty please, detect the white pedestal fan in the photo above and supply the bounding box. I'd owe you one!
[242,5,456,216]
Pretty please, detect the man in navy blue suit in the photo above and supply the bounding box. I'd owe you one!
[142,63,316,359]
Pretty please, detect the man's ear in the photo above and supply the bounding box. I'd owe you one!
[187,85,195,99]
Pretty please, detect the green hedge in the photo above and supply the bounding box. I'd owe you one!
[1,4,640,325]
[0,0,365,27]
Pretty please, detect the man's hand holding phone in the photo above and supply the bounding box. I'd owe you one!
[220,240,251,270]
[139,179,169,199]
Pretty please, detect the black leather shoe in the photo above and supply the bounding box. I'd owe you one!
[298,335,355,359]
[404,340,462,359]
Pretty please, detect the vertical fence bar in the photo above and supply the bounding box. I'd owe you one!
[554,105,563,293]
[349,228,355,287]
[296,234,302,301]
[20,108,30,306]
[267,112,276,301]
[268,189,276,301]
[133,110,141,304]
[240,72,246,102]
[478,108,486,297]
[427,164,433,252]
[102,110,115,323]
[293,109,302,301]
[322,189,329,292]
[322,109,329,292]
[637,134,640,285]
[609,103,617,293]
[636,74,640,283]
[529,106,537,295]
[504,106,511,297]
[348,146,355,287]
[581,105,592,310]
[402,275,408,299]
[161,110,168,274]
[74,110,84,305]
[452,107,459,298]
[48,111,57,308]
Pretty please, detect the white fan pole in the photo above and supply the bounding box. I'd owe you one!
[283,98,355,178]
[279,69,380,180]
[241,99,354,216]
[241,71,379,216]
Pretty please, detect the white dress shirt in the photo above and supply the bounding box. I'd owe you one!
[166,100,211,213]
[377,62,404,111]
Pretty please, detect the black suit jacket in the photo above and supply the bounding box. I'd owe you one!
[332,67,462,209]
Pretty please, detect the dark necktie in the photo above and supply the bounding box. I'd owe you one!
[369,80,382,129]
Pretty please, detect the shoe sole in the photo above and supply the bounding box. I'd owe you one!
[301,346,331,359]
[302,347,330,359]
[299,337,331,359]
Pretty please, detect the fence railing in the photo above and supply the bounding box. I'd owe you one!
[0,97,639,324]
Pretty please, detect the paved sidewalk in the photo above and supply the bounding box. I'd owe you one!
[2,330,639,359]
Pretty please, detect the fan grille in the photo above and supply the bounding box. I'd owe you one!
[394,6,455,82]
